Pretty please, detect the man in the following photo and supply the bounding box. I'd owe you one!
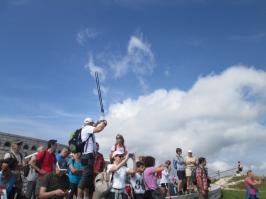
[88,142,106,199]
[184,150,197,193]
[56,147,71,161]
[25,145,45,199]
[4,139,26,188]
[196,157,210,199]
[39,159,70,199]
[77,118,107,199]
[237,161,243,176]
[173,148,186,195]
[29,139,57,198]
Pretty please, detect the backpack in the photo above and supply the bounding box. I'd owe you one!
[191,166,207,186]
[68,128,93,153]
[94,171,114,198]
[173,159,177,170]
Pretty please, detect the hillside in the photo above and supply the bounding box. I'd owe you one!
[214,175,266,199]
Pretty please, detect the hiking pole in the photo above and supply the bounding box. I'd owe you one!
[95,71,105,119]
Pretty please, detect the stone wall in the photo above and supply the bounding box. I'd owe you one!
[0,131,68,160]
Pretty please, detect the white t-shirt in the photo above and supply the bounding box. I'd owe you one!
[107,164,129,189]
[130,173,145,194]
[81,125,96,154]
[110,145,127,153]
[160,167,170,184]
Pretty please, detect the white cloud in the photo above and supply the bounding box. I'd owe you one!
[164,67,170,77]
[109,34,155,89]
[84,55,106,81]
[96,65,266,175]
[231,32,266,42]
[77,28,99,45]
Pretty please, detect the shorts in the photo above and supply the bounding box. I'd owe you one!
[186,167,194,177]
[35,177,43,197]
[78,153,94,190]
[177,170,186,180]
[161,183,169,188]
[239,168,243,171]
[89,183,95,194]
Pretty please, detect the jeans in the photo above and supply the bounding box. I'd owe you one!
[25,181,36,199]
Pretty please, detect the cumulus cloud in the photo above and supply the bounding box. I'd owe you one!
[96,66,266,175]
[77,28,99,45]
[109,34,155,90]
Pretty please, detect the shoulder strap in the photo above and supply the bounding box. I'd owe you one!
[123,146,126,152]
[19,153,23,163]
[9,152,16,160]
[83,133,94,153]
[114,144,117,151]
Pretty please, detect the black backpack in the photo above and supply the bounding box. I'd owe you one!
[191,166,207,186]
[68,128,93,153]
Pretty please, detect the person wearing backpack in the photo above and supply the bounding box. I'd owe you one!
[172,148,186,195]
[29,139,57,198]
[25,145,45,199]
[109,134,127,163]
[76,118,107,199]
[196,157,210,199]
[4,140,26,189]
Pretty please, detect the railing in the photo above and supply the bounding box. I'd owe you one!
[209,168,237,180]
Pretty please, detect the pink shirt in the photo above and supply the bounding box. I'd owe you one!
[245,177,256,195]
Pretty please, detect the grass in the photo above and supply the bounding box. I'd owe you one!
[219,175,266,199]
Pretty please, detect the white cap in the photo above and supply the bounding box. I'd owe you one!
[84,118,94,124]
[188,150,192,153]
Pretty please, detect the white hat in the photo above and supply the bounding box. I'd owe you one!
[112,151,124,158]
[84,118,94,124]
[188,150,192,153]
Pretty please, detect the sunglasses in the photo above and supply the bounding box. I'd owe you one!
[115,155,124,158]
[116,137,121,139]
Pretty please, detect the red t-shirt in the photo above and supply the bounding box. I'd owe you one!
[35,150,56,178]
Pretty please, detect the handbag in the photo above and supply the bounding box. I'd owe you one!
[94,171,114,198]
[143,173,165,199]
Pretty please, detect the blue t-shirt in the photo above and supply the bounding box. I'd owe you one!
[0,171,14,198]
[67,158,83,184]
[56,154,65,161]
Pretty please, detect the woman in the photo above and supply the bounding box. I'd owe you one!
[245,170,264,199]
[160,160,171,196]
[0,158,19,198]
[143,156,165,199]
[106,151,136,199]
[67,152,83,199]
[109,134,128,162]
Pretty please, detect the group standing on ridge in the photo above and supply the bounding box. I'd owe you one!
[0,117,264,199]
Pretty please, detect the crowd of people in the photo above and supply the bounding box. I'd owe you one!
[0,117,264,199]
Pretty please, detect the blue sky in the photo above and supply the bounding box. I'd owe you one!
[1,0,266,175]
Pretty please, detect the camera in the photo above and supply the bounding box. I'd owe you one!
[129,153,134,158]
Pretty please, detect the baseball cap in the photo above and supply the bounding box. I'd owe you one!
[112,151,124,158]
[188,150,192,153]
[84,118,94,124]
[12,140,23,145]
[56,160,68,171]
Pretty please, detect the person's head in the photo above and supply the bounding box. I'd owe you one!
[84,118,94,126]
[115,134,125,146]
[138,155,144,162]
[37,145,45,153]
[247,170,254,178]
[176,148,182,155]
[11,140,23,153]
[60,147,71,158]
[188,150,193,157]
[47,140,57,152]
[0,158,18,176]
[74,152,81,159]
[198,157,207,166]
[55,160,68,176]
[238,161,240,163]
[143,156,155,168]
[136,161,145,173]
[165,160,171,168]
[96,142,100,152]
[112,151,124,163]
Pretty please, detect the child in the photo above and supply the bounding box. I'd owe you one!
[130,161,145,199]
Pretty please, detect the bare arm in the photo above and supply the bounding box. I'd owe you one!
[93,120,107,133]
[154,165,165,173]
[39,187,66,199]
[246,177,264,186]
[127,154,137,174]
[69,164,82,175]
[29,156,47,175]
[109,153,129,172]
